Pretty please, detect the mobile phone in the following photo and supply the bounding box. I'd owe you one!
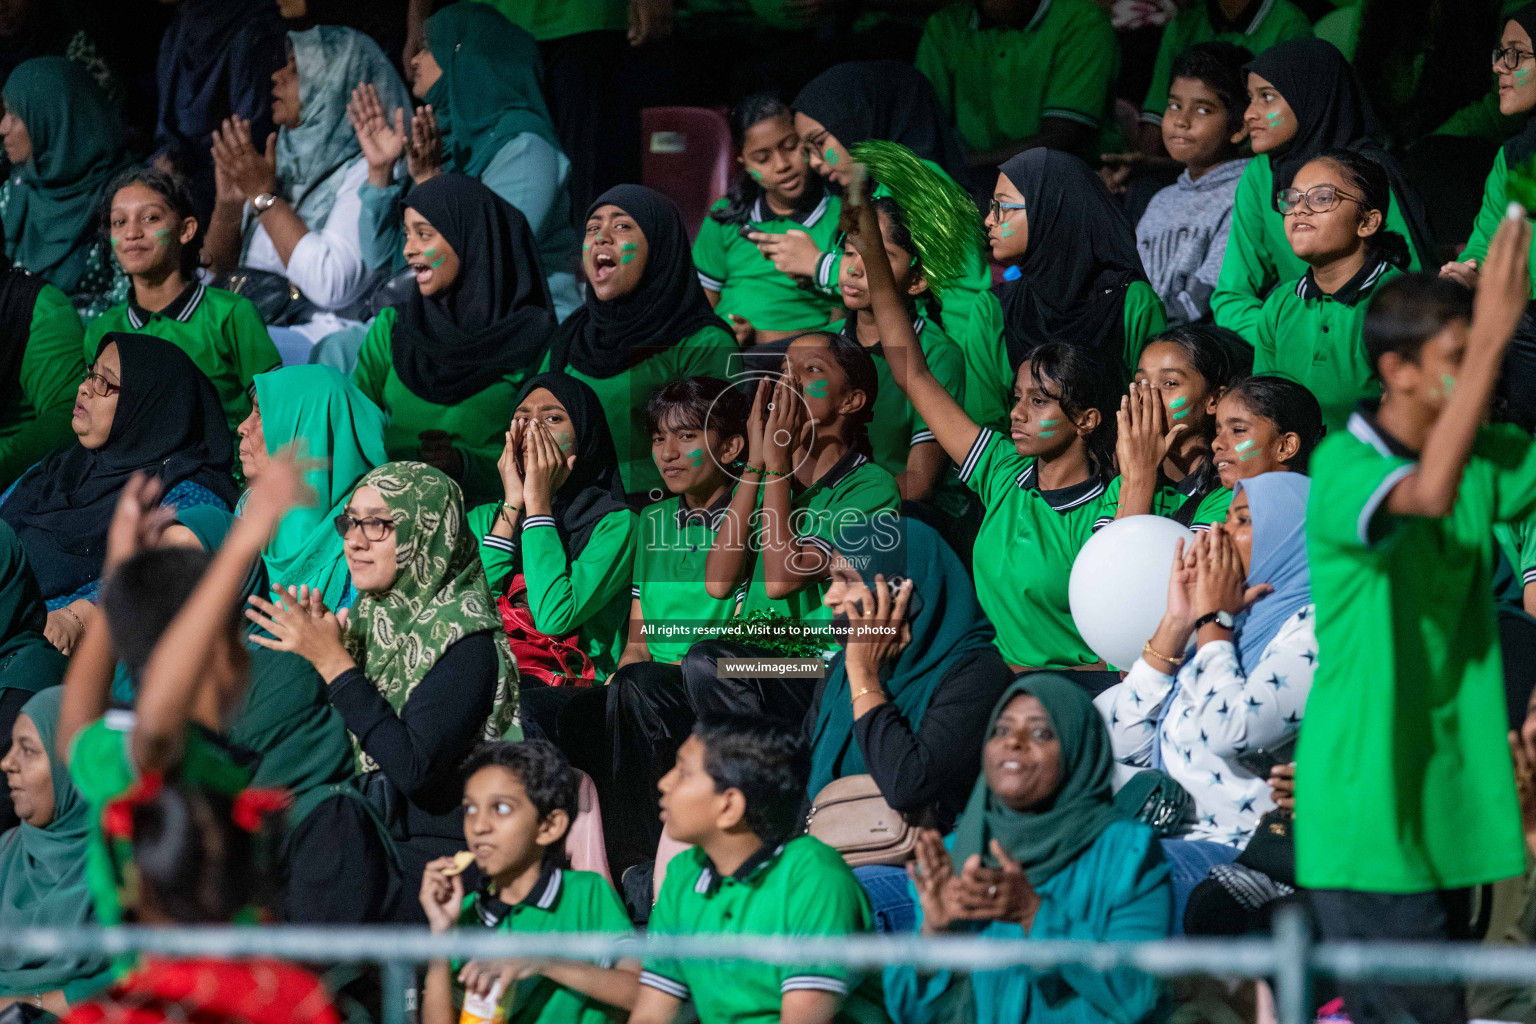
[1235,740,1295,779]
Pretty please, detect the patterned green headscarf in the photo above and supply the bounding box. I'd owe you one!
[342,462,516,771]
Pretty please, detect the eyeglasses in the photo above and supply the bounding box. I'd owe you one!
[989,197,1027,222]
[80,368,120,398]
[1275,184,1363,215]
[1493,45,1536,70]
[333,515,396,541]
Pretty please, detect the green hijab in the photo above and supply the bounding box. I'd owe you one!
[342,462,517,771]
[807,518,996,798]
[1,56,129,293]
[422,4,559,178]
[276,26,411,231]
[251,366,388,610]
[950,673,1124,885]
[0,687,110,997]
[0,521,66,699]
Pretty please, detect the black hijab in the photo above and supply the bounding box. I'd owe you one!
[996,148,1147,369]
[1245,38,1435,267]
[0,245,48,418]
[548,185,729,380]
[793,61,967,180]
[391,173,556,407]
[0,333,237,599]
[513,372,629,563]
[1502,4,1536,167]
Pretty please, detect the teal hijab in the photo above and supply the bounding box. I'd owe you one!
[422,4,560,178]
[1,57,129,293]
[250,366,388,609]
[807,518,996,798]
[0,521,65,699]
[0,687,109,997]
[277,26,411,230]
[950,674,1123,884]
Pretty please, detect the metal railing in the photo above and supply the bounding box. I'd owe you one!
[6,909,1536,1024]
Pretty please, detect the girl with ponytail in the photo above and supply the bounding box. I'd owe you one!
[690,92,840,346]
[1253,147,1411,431]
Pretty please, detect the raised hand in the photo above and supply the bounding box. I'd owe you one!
[1191,523,1272,621]
[104,473,176,577]
[245,588,351,680]
[348,83,407,184]
[907,828,955,934]
[407,105,445,184]
[498,419,527,510]
[1470,208,1533,357]
[845,573,913,680]
[209,116,278,202]
[419,856,466,935]
[950,841,1041,930]
[1116,380,1186,486]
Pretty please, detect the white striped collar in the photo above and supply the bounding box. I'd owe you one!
[751,191,830,229]
[476,865,563,923]
[127,280,206,329]
[1016,462,1109,512]
[1295,257,1391,307]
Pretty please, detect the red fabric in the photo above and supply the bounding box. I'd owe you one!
[496,573,597,687]
[64,959,341,1024]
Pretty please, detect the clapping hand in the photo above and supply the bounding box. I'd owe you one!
[245,584,352,680]
[210,116,277,202]
[949,841,1041,931]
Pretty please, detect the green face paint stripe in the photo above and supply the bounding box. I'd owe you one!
[430,256,446,268]
[1037,430,1056,438]
[688,448,705,466]
[620,242,638,252]
[1168,396,1188,409]
[620,254,635,264]
[1172,408,1192,420]
[582,243,591,250]
[825,148,840,165]
[804,380,829,398]
[1038,419,1060,427]
[1000,227,1014,237]
[554,432,575,452]
[1235,439,1256,451]
[1267,110,1282,122]
[1239,449,1264,461]
[1441,373,1457,397]
[153,230,171,242]
[748,168,764,180]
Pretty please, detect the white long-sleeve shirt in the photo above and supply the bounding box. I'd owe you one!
[243,156,373,313]
[1094,605,1317,846]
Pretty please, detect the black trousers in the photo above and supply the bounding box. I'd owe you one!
[536,643,817,875]
[284,794,403,924]
[1309,887,1473,1024]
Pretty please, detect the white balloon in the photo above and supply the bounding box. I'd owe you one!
[1069,515,1194,669]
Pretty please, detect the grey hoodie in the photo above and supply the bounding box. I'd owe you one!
[1135,157,1249,325]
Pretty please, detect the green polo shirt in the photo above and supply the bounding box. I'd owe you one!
[0,282,83,489]
[1254,258,1398,433]
[85,281,280,433]
[693,193,843,332]
[1458,147,1536,297]
[641,837,888,1024]
[1211,156,1424,342]
[1140,0,1312,122]
[916,0,1117,156]
[1096,473,1233,531]
[956,280,1166,431]
[960,428,1107,667]
[1298,411,1536,893]
[468,0,626,39]
[452,867,633,1024]
[546,325,740,496]
[739,451,901,625]
[356,306,529,507]
[70,712,256,926]
[635,492,747,664]
[469,503,637,682]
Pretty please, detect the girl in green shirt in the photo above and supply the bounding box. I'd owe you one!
[544,185,738,497]
[1254,149,1412,430]
[990,147,1167,382]
[1208,375,1325,491]
[693,92,841,344]
[1211,38,1434,340]
[844,193,1121,672]
[353,174,557,507]
[0,254,83,492]
[87,168,281,433]
[470,372,637,686]
[1107,323,1254,530]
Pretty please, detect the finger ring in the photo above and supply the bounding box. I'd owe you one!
[987,885,997,898]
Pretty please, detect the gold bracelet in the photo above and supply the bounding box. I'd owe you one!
[62,605,84,631]
[1142,641,1184,667]
[851,685,885,703]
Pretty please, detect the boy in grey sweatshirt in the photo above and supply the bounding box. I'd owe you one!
[1136,41,1252,324]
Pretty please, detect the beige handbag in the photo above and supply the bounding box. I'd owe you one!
[805,774,917,867]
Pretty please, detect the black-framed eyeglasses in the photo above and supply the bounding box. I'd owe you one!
[333,515,396,541]
[1494,45,1536,71]
[988,197,1027,221]
[80,368,120,398]
[1275,184,1363,215]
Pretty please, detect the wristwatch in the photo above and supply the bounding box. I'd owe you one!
[252,191,279,214]
[1193,610,1235,631]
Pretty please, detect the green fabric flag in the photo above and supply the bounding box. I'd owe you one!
[1,57,129,292]
[253,365,388,610]
[949,673,1124,886]
[422,4,560,177]
[0,687,110,998]
[342,462,518,771]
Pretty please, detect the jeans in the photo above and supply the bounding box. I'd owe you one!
[1160,838,1240,935]
[855,864,917,934]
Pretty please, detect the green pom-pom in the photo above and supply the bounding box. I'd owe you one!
[702,611,835,660]
[850,139,985,299]
[1509,153,1536,218]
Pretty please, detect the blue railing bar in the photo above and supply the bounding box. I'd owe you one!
[1273,906,1311,1024]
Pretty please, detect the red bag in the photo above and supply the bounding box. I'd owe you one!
[495,573,597,687]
